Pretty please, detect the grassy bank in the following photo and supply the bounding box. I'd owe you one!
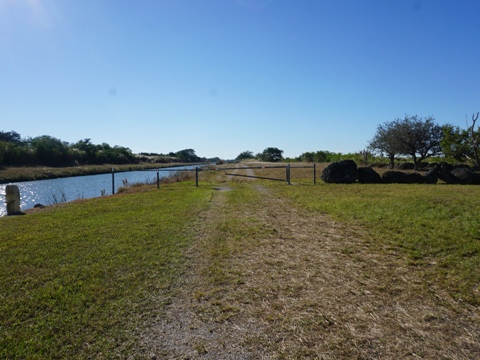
[0,182,214,358]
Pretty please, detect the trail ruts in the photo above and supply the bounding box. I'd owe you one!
[139,180,480,359]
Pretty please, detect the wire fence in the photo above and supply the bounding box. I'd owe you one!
[146,164,319,187]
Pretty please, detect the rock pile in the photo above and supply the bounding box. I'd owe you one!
[321,161,480,185]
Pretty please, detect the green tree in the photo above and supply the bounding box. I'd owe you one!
[368,122,402,169]
[30,135,72,166]
[72,139,97,164]
[314,150,335,162]
[0,131,22,144]
[441,124,471,162]
[441,112,480,167]
[236,150,255,161]
[395,115,443,170]
[175,149,201,163]
[369,115,443,170]
[300,152,314,162]
[0,141,6,165]
[259,147,283,162]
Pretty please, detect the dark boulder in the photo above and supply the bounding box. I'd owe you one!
[455,164,472,170]
[451,167,475,184]
[397,162,428,170]
[473,172,480,185]
[424,169,439,184]
[430,163,458,184]
[382,171,426,184]
[437,162,455,173]
[426,164,479,185]
[397,162,414,170]
[357,167,382,184]
[405,172,427,184]
[382,171,408,183]
[321,160,358,184]
[417,162,429,170]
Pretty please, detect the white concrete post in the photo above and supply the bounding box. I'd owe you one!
[6,185,21,215]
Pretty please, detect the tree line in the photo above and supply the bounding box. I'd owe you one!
[236,148,356,163]
[235,113,480,169]
[368,113,480,170]
[4,113,479,168]
[0,132,207,167]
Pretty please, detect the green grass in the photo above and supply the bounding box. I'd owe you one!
[2,165,480,357]
[274,182,480,304]
[0,182,214,359]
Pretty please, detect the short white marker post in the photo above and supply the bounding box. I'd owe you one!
[6,185,21,215]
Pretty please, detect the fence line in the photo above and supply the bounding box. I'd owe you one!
[224,173,286,182]
[111,164,318,191]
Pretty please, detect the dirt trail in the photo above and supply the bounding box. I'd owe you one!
[140,179,480,359]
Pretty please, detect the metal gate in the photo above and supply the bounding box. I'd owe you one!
[217,164,317,185]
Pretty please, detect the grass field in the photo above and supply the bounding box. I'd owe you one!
[278,182,480,302]
[0,183,214,358]
[1,164,479,358]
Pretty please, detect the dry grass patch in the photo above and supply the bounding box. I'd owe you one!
[141,175,480,359]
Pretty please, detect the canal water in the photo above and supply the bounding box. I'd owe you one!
[0,165,199,217]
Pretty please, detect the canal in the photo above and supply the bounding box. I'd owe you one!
[0,165,199,217]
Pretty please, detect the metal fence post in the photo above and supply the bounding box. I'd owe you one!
[195,167,199,187]
[157,168,160,189]
[286,164,291,185]
[313,163,316,184]
[112,168,115,195]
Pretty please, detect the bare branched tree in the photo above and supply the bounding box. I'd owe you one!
[467,112,480,167]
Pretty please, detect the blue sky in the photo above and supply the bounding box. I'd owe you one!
[1,0,480,159]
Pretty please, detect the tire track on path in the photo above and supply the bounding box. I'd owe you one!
[139,178,480,359]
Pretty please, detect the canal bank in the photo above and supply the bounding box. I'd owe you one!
[0,163,199,184]
[0,164,206,216]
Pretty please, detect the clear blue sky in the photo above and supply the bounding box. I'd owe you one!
[1,0,480,159]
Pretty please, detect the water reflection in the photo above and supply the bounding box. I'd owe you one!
[0,166,198,217]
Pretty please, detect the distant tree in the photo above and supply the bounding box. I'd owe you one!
[236,150,255,161]
[72,139,97,164]
[0,131,22,144]
[300,152,314,162]
[395,115,443,170]
[467,112,480,167]
[298,150,339,163]
[314,150,336,162]
[442,112,480,167]
[175,149,201,162]
[259,147,283,162]
[368,122,402,169]
[440,124,471,162]
[30,135,72,166]
[369,115,443,170]
[109,145,135,164]
[0,141,6,164]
